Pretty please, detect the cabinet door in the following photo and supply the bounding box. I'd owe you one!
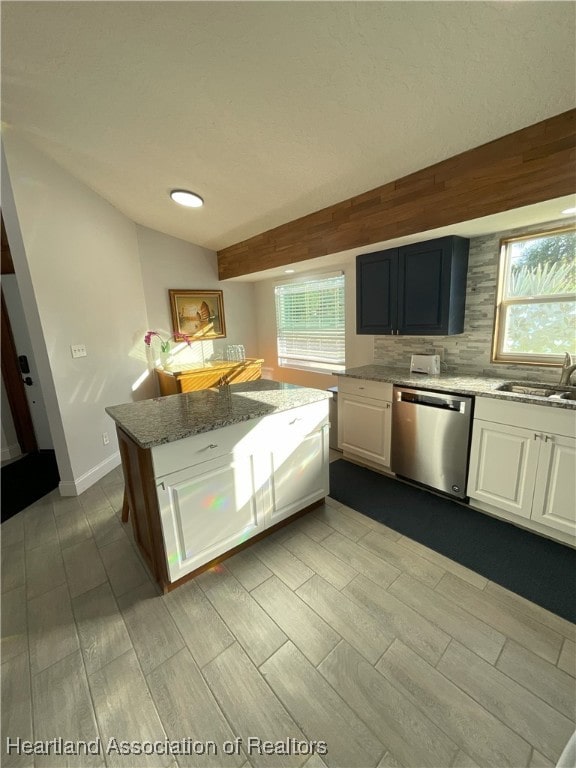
[339,393,392,467]
[267,426,329,526]
[356,249,398,334]
[531,434,576,536]
[157,452,264,582]
[397,239,452,334]
[467,420,539,519]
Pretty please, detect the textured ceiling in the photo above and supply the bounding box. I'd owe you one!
[2,2,575,252]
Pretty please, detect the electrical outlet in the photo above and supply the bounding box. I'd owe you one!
[102,432,110,445]
[71,344,87,358]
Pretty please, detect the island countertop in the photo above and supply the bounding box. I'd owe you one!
[337,365,576,410]
[106,379,332,449]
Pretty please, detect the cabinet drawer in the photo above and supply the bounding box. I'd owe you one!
[475,397,576,438]
[338,377,393,401]
[152,420,255,478]
[263,399,329,440]
[151,399,329,478]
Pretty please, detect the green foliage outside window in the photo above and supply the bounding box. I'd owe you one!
[497,228,576,360]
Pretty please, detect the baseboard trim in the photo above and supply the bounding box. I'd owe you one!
[59,451,121,496]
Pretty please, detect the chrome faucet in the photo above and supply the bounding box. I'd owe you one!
[559,353,576,386]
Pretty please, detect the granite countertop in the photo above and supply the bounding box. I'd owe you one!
[106,379,331,449]
[338,365,576,410]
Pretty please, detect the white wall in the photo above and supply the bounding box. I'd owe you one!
[137,224,258,385]
[254,262,373,390]
[2,131,151,494]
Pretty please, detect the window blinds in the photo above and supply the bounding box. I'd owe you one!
[274,273,345,372]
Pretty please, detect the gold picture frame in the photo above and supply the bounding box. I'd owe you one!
[168,289,227,340]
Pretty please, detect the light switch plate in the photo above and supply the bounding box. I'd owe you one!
[71,344,87,358]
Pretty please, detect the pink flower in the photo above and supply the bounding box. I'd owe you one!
[144,330,193,353]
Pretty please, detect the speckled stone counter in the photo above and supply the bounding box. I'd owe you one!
[338,365,576,410]
[106,379,332,449]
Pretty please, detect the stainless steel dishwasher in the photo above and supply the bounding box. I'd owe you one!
[391,386,473,498]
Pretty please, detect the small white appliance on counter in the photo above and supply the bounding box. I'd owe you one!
[410,354,441,375]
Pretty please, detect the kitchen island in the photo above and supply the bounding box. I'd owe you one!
[106,380,331,592]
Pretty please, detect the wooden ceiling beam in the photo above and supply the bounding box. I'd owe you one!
[217,109,576,280]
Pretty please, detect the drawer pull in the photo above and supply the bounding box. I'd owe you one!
[208,444,218,449]
[289,417,302,425]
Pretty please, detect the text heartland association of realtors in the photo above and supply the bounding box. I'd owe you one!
[5,737,329,757]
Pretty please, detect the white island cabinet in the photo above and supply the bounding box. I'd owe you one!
[106,382,330,592]
[467,397,576,544]
[152,400,329,583]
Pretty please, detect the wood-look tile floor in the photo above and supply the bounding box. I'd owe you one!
[1,459,575,768]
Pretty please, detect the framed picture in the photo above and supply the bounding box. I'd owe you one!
[168,289,227,340]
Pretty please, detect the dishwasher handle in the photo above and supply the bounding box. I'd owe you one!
[395,388,471,414]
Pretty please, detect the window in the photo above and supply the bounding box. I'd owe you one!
[275,273,345,373]
[493,227,576,364]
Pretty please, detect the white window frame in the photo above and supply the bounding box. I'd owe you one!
[274,271,345,374]
[492,226,576,366]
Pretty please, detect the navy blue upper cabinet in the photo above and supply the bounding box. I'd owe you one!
[356,235,469,335]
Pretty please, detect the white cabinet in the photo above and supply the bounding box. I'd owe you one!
[268,428,329,526]
[152,399,329,582]
[338,377,393,469]
[468,398,576,542]
[466,420,540,519]
[156,452,266,582]
[531,434,576,536]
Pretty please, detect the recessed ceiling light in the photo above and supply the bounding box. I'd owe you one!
[170,189,204,208]
[561,206,576,215]
[284,269,295,274]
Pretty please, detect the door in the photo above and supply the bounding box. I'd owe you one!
[1,289,37,454]
[531,434,576,536]
[156,452,265,582]
[339,393,392,467]
[467,420,539,519]
[267,426,329,526]
[356,249,398,334]
[2,277,53,449]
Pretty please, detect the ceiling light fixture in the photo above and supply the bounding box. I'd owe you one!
[170,189,204,208]
[561,206,576,215]
[284,269,295,274]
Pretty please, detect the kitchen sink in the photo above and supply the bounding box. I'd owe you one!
[495,381,576,400]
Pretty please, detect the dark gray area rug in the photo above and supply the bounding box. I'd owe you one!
[330,459,576,623]
[1,450,60,523]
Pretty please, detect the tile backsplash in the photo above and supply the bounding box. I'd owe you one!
[373,219,574,384]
